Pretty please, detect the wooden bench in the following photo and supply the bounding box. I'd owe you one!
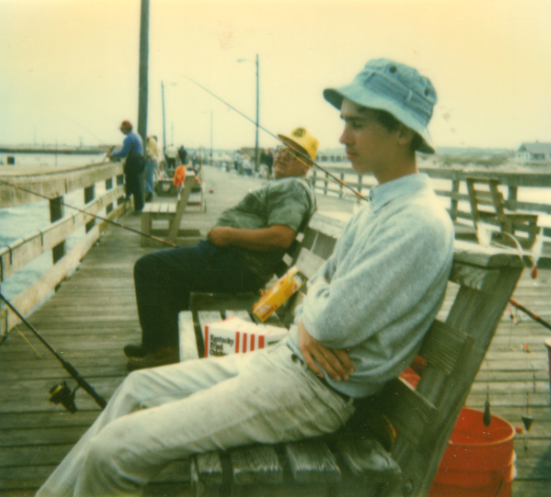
[466,176,541,249]
[140,173,204,247]
[177,212,524,496]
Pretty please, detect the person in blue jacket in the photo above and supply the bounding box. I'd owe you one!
[108,120,145,213]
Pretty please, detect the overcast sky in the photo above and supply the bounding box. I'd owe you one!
[2,0,551,152]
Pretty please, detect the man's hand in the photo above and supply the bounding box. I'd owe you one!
[207,227,234,247]
[297,321,354,381]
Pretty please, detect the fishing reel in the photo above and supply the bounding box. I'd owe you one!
[49,381,79,414]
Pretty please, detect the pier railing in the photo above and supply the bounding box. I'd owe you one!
[310,164,551,237]
[0,162,126,336]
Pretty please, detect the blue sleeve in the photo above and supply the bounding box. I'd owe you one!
[112,135,132,158]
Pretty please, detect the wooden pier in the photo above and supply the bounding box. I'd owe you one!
[0,165,550,495]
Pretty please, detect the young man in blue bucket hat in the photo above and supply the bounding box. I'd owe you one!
[36,59,454,497]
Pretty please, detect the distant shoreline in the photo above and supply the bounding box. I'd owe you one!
[0,146,107,155]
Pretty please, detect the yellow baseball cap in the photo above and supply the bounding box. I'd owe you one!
[277,127,319,161]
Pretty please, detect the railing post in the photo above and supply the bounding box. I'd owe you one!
[49,197,66,279]
[84,184,96,233]
[324,172,328,196]
[106,177,114,215]
[339,172,344,198]
[450,179,460,221]
[117,174,126,207]
[358,174,363,196]
[508,186,518,210]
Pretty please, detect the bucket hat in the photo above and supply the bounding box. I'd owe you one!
[323,59,437,154]
[277,127,319,161]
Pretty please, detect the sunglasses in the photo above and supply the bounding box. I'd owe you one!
[275,146,308,162]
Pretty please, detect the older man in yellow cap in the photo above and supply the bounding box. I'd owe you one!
[123,127,318,369]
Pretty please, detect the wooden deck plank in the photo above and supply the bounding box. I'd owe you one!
[1,166,550,494]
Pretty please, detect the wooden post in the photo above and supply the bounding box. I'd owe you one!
[324,172,328,196]
[508,185,518,210]
[49,196,66,269]
[450,179,460,221]
[117,174,125,207]
[84,185,96,233]
[106,177,114,215]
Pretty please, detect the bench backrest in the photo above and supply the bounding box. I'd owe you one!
[168,172,196,240]
[374,240,523,495]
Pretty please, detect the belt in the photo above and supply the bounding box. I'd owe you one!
[291,353,353,403]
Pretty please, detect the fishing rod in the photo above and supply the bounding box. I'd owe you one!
[0,179,177,248]
[184,76,369,202]
[0,292,107,412]
[509,297,551,333]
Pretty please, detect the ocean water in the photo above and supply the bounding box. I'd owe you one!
[0,152,107,302]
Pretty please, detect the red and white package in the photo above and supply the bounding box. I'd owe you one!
[203,316,288,357]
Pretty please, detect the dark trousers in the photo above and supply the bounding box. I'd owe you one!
[124,156,145,212]
[134,241,262,351]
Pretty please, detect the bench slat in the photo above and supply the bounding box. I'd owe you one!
[336,437,401,479]
[178,311,200,362]
[376,377,437,448]
[295,248,327,280]
[190,292,258,313]
[284,441,341,484]
[193,452,223,486]
[418,319,467,375]
[449,261,501,293]
[230,445,283,485]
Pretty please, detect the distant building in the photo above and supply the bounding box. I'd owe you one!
[517,142,551,162]
[317,147,346,164]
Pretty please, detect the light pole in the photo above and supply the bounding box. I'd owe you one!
[237,54,260,172]
[255,54,259,173]
[203,110,214,166]
[161,81,166,151]
[210,110,214,166]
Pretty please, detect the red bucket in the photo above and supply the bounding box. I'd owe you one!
[429,407,516,497]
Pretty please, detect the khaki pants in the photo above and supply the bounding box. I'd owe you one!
[37,342,355,497]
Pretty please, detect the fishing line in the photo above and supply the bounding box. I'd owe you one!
[0,179,177,248]
[0,291,107,412]
[14,324,43,358]
[52,111,111,147]
[183,75,369,202]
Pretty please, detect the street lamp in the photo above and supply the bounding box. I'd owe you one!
[237,54,260,172]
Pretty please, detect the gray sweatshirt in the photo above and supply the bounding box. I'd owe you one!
[286,173,454,398]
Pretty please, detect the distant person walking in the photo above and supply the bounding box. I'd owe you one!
[108,120,144,213]
[164,144,179,174]
[178,145,188,165]
[144,136,159,202]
